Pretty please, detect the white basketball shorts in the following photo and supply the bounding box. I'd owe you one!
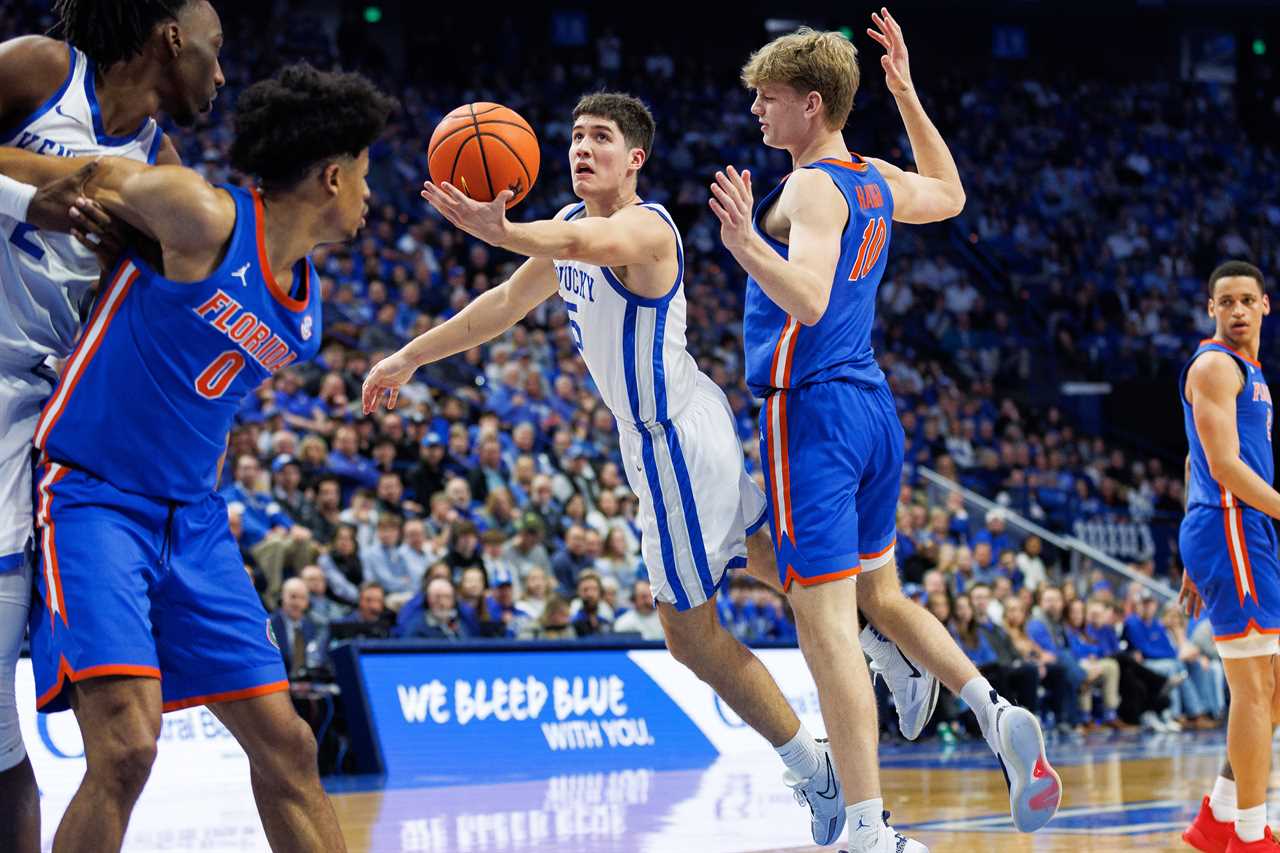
[619,373,767,611]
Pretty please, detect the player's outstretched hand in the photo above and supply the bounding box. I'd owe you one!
[867,7,914,97]
[362,351,415,414]
[1178,569,1203,619]
[709,166,755,254]
[421,180,512,247]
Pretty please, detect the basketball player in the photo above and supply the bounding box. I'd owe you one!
[0,63,393,852]
[1175,261,1280,853]
[0,2,224,849]
[708,11,1060,849]
[366,91,933,846]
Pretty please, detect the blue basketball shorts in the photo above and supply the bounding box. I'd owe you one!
[1180,503,1280,644]
[758,379,903,590]
[28,461,287,713]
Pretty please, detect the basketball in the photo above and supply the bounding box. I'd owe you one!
[427,103,540,209]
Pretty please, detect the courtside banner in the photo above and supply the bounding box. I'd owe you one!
[346,643,822,783]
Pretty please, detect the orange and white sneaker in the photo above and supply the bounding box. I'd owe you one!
[1226,826,1280,852]
[1182,796,1234,853]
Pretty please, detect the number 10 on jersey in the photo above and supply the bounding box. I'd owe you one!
[848,216,887,282]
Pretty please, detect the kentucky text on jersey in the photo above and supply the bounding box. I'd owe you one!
[557,265,596,302]
[193,290,299,373]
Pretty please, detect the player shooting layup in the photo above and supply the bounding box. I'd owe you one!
[365,91,937,847]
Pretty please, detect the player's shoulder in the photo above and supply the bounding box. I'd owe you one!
[1187,348,1244,392]
[779,166,846,220]
[0,36,73,119]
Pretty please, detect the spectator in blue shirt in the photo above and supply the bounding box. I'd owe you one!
[550,525,595,593]
[1026,586,1085,727]
[360,515,416,602]
[1122,593,1213,727]
[1064,598,1123,726]
[395,578,474,640]
[972,509,1013,561]
[220,455,294,548]
[456,566,507,637]
[327,425,380,500]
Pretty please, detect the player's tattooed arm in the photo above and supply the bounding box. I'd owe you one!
[1187,351,1280,519]
[0,150,233,257]
[864,9,965,224]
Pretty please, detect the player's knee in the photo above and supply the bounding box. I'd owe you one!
[662,618,726,679]
[272,716,320,780]
[91,732,158,798]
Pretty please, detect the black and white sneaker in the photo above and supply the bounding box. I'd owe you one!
[860,622,940,740]
[784,738,845,845]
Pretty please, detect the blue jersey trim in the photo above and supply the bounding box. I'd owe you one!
[663,425,716,600]
[0,43,77,146]
[85,58,152,147]
[623,302,688,610]
[0,551,24,574]
[745,503,769,536]
[597,205,683,307]
[146,130,165,165]
[651,296,715,600]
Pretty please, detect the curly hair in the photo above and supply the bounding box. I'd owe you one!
[51,0,195,68]
[230,63,398,192]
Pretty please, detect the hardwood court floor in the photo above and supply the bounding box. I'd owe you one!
[65,728,1255,851]
[322,730,1249,853]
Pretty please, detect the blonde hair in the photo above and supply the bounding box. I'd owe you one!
[741,27,860,131]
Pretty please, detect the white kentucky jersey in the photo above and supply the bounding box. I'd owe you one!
[552,201,700,428]
[0,42,164,370]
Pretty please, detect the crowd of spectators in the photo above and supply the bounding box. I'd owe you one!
[4,3,1268,744]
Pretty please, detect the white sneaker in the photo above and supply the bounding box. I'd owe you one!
[986,701,1062,832]
[860,623,940,740]
[847,819,931,853]
[784,738,845,845]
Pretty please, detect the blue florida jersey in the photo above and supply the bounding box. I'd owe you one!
[1181,338,1274,510]
[744,155,894,397]
[33,185,322,503]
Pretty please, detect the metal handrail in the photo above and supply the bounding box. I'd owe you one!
[917,465,1177,601]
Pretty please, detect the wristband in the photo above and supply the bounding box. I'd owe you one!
[0,174,36,222]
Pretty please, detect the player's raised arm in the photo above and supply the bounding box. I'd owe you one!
[362,257,558,412]
[864,8,965,224]
[421,181,672,268]
[709,166,844,325]
[1186,351,1280,518]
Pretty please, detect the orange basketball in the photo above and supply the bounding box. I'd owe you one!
[427,103,540,209]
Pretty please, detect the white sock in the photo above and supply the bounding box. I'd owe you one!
[1237,803,1266,843]
[960,676,1001,740]
[775,724,821,781]
[1210,776,1237,823]
[845,797,886,852]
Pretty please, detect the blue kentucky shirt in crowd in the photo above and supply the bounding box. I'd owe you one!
[1122,613,1177,659]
